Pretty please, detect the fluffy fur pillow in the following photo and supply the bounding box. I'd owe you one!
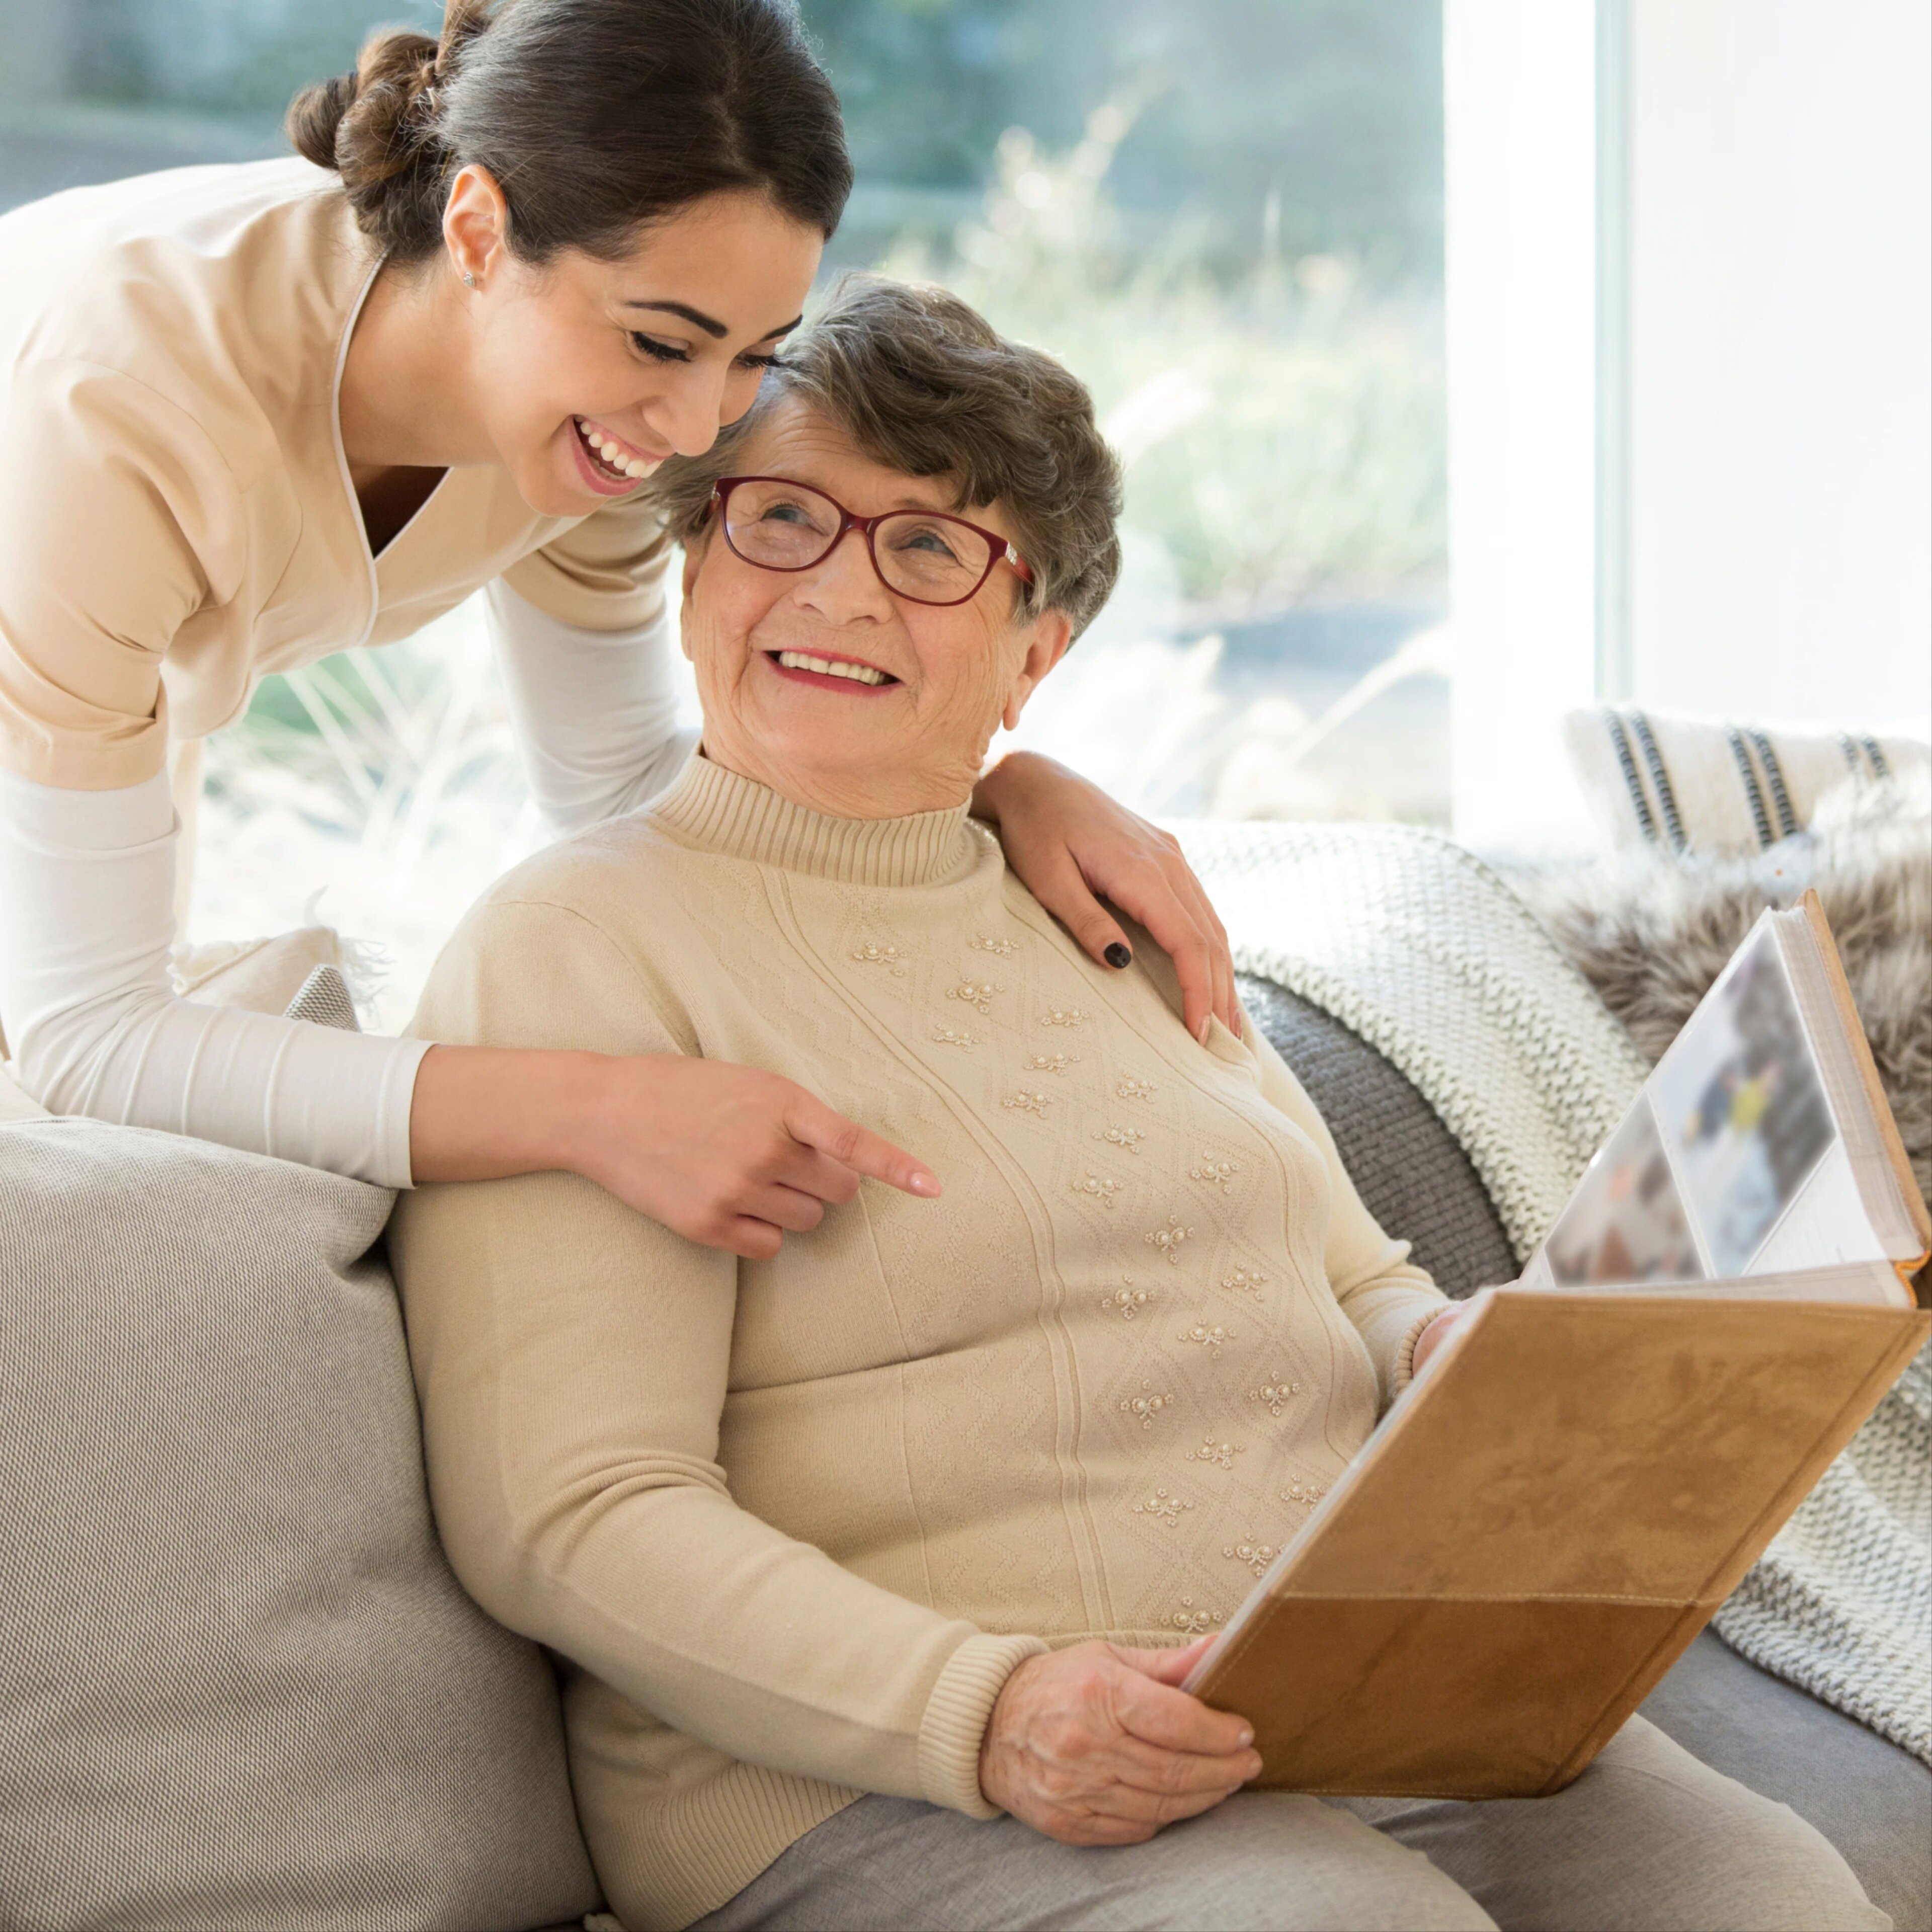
[1514,768,1930,1205]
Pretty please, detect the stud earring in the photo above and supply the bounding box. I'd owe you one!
[461,271,478,289]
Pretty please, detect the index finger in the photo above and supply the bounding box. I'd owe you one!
[786,1094,941,1199]
[1110,1667,1255,1758]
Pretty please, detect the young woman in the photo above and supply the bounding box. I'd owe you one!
[0,0,1236,1257]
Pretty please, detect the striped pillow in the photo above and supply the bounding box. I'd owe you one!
[1562,708,1928,855]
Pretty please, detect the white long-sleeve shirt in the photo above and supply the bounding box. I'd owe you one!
[0,585,692,1187]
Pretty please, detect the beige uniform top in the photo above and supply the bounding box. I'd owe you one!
[0,156,670,791]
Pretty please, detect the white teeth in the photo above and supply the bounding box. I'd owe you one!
[578,419,654,479]
[776,651,888,685]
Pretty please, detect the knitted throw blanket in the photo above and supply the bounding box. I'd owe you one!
[1177,818,1932,1765]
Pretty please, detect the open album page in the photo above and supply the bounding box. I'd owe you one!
[1521,914,1886,1292]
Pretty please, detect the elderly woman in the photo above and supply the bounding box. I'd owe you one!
[389,280,1882,1932]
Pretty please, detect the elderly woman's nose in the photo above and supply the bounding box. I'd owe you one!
[797,527,896,617]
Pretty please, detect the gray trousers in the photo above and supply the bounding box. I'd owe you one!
[690,1716,1886,1932]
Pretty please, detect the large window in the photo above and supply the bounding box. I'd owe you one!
[1,0,1446,1025]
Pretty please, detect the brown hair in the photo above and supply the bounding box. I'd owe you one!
[286,0,851,263]
[655,275,1124,639]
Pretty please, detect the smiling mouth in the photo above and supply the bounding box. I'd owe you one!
[573,416,662,484]
[767,649,899,688]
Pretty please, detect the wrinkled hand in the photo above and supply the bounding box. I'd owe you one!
[974,752,1238,1042]
[575,1055,939,1259]
[979,1638,1261,1846]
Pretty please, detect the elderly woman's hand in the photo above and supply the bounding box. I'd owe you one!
[1410,1295,1488,1379]
[972,753,1239,1043]
[979,1637,1262,1846]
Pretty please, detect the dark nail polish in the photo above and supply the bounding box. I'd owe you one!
[1104,942,1132,969]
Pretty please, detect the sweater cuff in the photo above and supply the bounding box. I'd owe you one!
[1391,1305,1445,1397]
[916,1632,1049,1819]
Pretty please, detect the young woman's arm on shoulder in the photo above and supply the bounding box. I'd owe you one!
[489,497,694,838]
[486,579,696,839]
[0,769,933,1230]
[0,767,429,1184]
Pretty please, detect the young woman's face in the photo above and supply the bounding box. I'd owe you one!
[447,179,822,518]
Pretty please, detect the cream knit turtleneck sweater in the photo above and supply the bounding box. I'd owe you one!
[390,755,1446,1932]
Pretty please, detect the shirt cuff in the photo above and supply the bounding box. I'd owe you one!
[916,1631,1049,1819]
[378,1033,436,1189]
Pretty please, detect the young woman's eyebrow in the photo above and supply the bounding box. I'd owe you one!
[621,300,802,343]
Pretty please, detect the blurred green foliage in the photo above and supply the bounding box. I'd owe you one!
[54,0,1439,280]
[813,0,1441,278]
[881,109,1444,607]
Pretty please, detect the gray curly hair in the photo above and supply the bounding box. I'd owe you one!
[648,274,1124,639]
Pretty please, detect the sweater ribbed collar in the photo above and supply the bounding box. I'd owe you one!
[650,753,979,889]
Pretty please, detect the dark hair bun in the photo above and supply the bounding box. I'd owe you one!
[284,71,359,174]
[285,0,851,264]
[286,26,454,257]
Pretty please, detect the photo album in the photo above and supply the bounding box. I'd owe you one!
[1521,893,1927,1303]
[1185,891,1929,1799]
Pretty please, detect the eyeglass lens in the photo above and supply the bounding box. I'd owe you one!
[721,478,995,605]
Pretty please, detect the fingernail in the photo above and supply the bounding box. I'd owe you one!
[909,1172,941,1198]
[1238,1726,1254,1748]
[1104,942,1132,969]
[1197,1017,1212,1044]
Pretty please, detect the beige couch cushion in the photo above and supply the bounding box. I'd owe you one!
[0,1118,599,1932]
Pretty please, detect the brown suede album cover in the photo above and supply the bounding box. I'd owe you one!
[1187,1286,1929,1798]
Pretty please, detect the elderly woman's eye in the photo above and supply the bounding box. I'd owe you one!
[760,501,817,527]
[893,520,963,561]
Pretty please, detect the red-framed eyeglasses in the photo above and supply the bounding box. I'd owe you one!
[707,475,1036,608]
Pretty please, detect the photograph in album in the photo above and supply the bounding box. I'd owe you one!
[1652,927,1836,1275]
[1544,1099,1699,1286]
[1522,897,1926,1294]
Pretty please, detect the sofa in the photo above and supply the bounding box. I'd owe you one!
[2,966,1926,1932]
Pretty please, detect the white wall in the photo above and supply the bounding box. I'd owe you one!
[1622,0,1931,728]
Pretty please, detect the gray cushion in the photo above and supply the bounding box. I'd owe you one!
[1239,975,1519,1297]
[1643,1633,1932,1932]
[0,1119,599,1932]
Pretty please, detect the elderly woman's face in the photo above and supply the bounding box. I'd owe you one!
[680,398,1072,815]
